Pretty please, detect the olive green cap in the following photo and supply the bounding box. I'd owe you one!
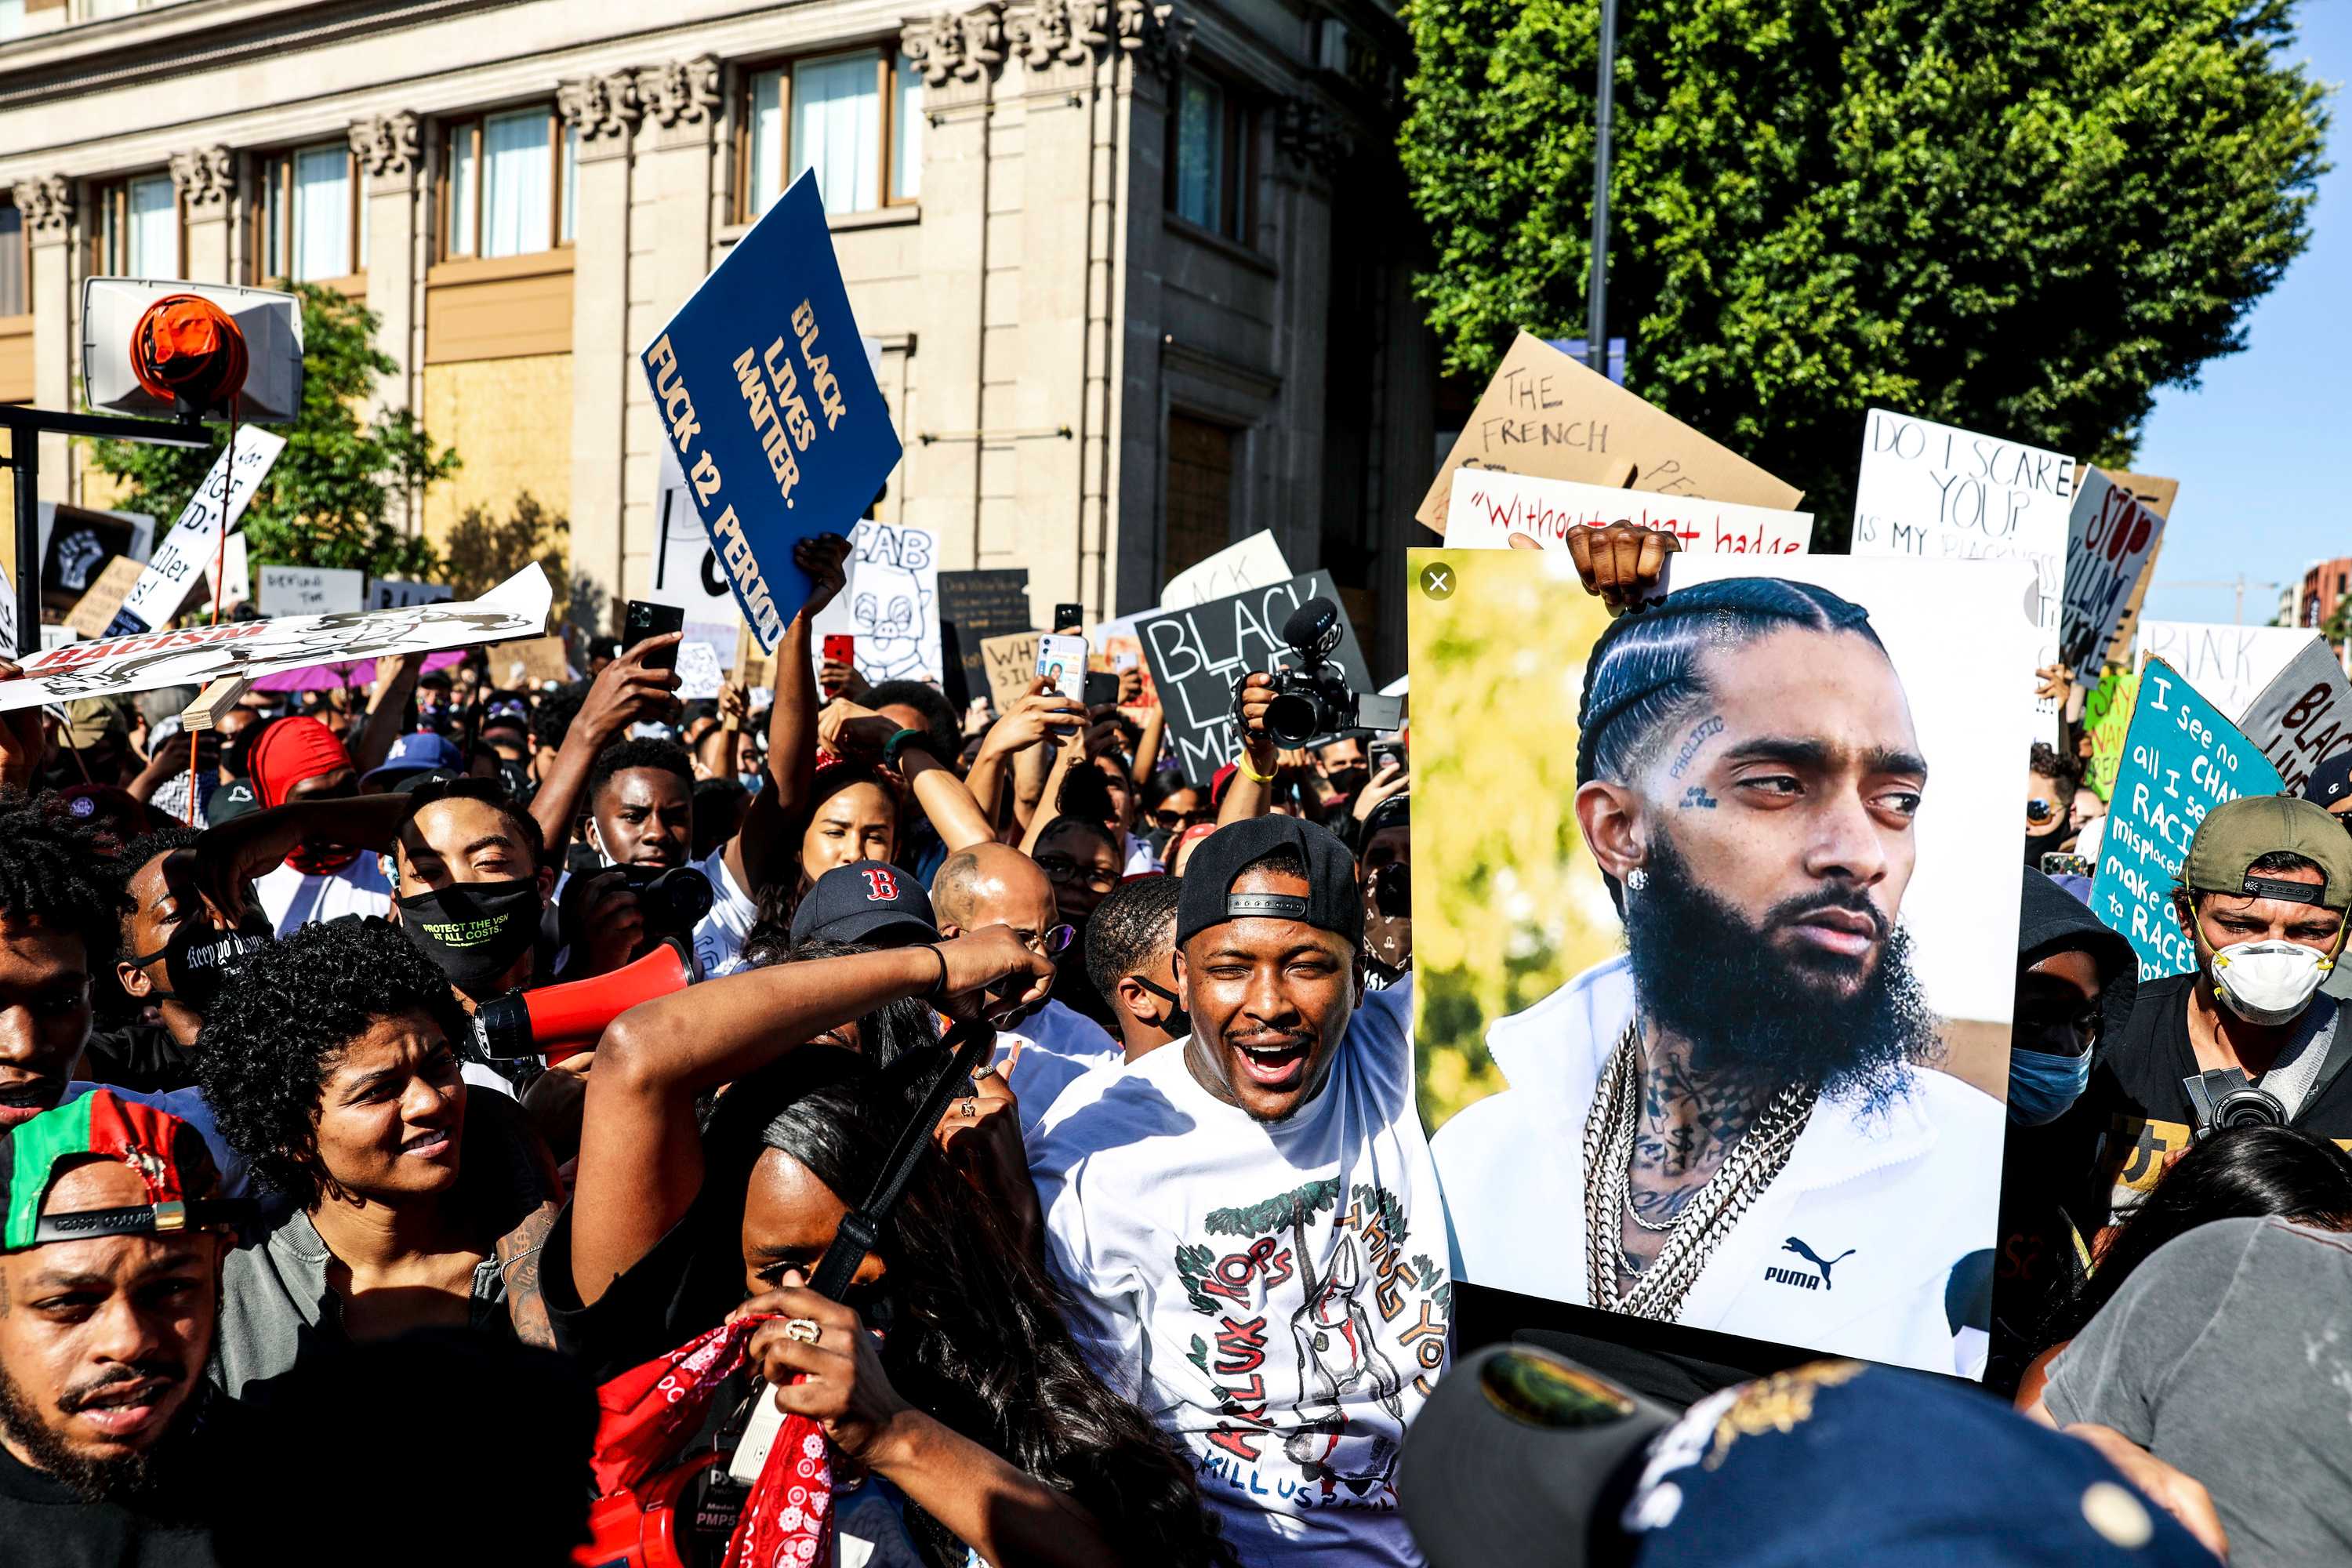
[2180,795,2352,910]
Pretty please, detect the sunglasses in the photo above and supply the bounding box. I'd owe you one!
[1036,855,1119,894]
[1013,924,1078,959]
[2027,799,2060,824]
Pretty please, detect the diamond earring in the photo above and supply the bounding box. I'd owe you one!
[1625,867,1649,893]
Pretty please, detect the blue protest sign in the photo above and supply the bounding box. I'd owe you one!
[2090,655,2284,980]
[640,169,901,653]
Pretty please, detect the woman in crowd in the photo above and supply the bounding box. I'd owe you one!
[196,917,561,1399]
[2014,1124,2352,1408]
[549,931,1234,1568]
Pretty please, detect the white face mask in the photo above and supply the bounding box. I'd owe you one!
[2211,939,2333,1026]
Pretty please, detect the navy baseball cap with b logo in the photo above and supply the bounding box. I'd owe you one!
[789,859,940,949]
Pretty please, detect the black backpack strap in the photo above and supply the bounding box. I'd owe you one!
[808,1017,996,1302]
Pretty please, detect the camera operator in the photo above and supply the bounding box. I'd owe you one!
[2074,797,2352,1240]
[1028,810,1450,1567]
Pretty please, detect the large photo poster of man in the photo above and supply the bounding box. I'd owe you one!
[1410,550,2037,1375]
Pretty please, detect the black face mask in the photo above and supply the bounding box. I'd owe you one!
[1131,975,1192,1040]
[128,920,273,1015]
[496,759,533,801]
[2024,821,2070,866]
[396,878,543,997]
[1327,764,1372,800]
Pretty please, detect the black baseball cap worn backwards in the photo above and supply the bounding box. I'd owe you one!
[1175,816,1363,950]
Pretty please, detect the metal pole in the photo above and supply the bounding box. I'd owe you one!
[1585,0,1620,378]
[9,432,36,657]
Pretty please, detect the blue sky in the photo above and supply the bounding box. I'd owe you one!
[2136,5,2350,628]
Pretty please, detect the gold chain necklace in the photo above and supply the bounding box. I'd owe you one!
[1582,1021,1818,1321]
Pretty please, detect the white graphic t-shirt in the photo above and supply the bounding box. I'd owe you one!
[1029,980,1447,1568]
[996,998,1123,1137]
[256,854,394,935]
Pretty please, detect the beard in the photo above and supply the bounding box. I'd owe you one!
[1623,827,1942,1118]
[0,1358,191,1504]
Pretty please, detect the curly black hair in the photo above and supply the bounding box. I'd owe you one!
[194,917,470,1209]
[587,737,694,811]
[864,679,961,766]
[530,684,585,753]
[0,790,131,971]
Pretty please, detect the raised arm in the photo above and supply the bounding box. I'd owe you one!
[728,535,849,895]
[351,651,426,775]
[569,930,1055,1305]
[1216,672,1278,826]
[180,792,416,916]
[966,681,1083,824]
[1127,690,1165,787]
[1018,728,1087,855]
[528,634,683,862]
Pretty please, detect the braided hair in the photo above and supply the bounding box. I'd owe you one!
[1574,579,1889,905]
[0,789,132,970]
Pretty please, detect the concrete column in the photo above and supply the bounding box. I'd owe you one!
[349,113,423,532]
[558,71,643,626]
[1007,5,1096,611]
[15,176,72,505]
[901,5,1005,574]
[1105,5,1189,615]
[169,146,234,284]
[615,53,721,622]
[1261,99,1342,574]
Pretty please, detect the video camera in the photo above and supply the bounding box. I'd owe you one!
[617,863,714,935]
[2183,1067,2288,1140]
[1244,597,1406,746]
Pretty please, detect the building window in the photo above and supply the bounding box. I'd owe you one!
[1170,71,1252,243]
[92,173,182,277]
[441,107,574,260]
[253,143,365,283]
[0,201,24,317]
[742,50,922,220]
[1165,412,1238,581]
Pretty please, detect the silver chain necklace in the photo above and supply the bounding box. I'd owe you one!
[1583,1021,1818,1321]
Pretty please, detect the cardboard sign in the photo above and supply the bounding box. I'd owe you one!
[369,579,456,612]
[676,638,725,701]
[2089,657,2283,981]
[0,565,552,713]
[937,569,1031,713]
[1160,530,1294,609]
[64,557,148,641]
[1137,571,1372,784]
[260,565,365,618]
[36,503,155,623]
[1444,470,1813,556]
[980,631,1040,715]
[2132,622,2314,726]
[1416,335,1802,532]
[808,519,941,686]
[496,635,574,688]
[2083,668,2140,802]
[206,532,251,609]
[111,427,286,637]
[2236,638,2352,798]
[2060,468,2165,676]
[2100,471,2180,669]
[1849,409,2076,734]
[641,167,902,655]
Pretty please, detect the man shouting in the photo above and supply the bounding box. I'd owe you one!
[1432,576,2002,1374]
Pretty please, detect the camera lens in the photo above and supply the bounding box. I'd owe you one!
[1265,691,1322,747]
[2212,1086,2288,1130]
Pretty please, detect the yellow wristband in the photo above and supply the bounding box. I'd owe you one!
[1233,749,1276,784]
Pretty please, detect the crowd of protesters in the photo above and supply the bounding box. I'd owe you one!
[0,519,2338,1566]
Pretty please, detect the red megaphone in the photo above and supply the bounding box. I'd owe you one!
[470,936,696,1065]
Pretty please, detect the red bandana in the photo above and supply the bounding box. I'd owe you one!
[247,717,360,873]
[583,1316,833,1568]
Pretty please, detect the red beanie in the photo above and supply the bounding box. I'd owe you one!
[249,717,354,811]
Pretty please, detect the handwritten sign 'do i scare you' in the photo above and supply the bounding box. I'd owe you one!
[1137,572,1375,782]
[2090,658,2284,981]
[641,169,902,654]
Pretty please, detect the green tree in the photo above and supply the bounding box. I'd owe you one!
[84,282,458,579]
[444,490,575,621]
[1399,0,2328,541]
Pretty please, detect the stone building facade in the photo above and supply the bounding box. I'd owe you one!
[0,0,1432,670]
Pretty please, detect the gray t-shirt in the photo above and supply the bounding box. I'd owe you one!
[2045,1216,2352,1568]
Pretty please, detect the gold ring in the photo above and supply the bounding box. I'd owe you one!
[782,1316,822,1345]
